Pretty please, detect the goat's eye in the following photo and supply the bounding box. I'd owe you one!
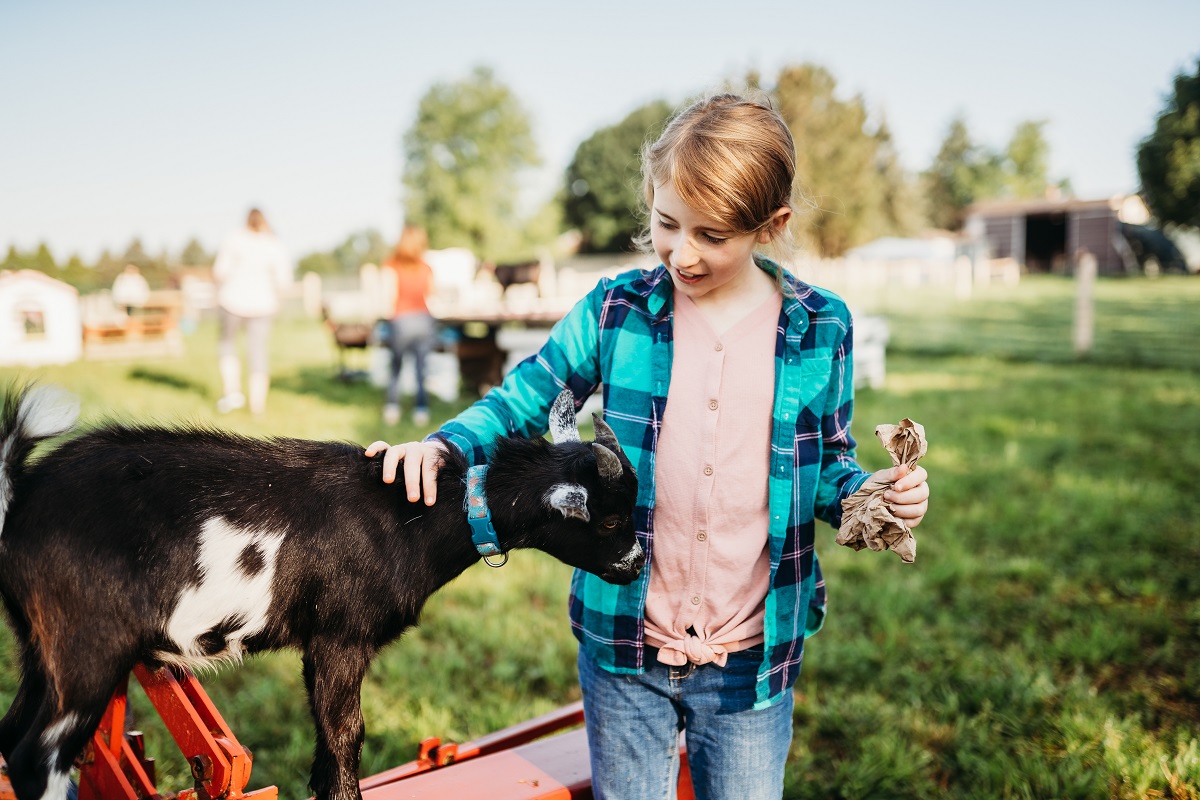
[600,516,622,532]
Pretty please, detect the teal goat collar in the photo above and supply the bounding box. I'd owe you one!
[465,465,507,567]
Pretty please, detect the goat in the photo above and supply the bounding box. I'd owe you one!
[0,385,642,800]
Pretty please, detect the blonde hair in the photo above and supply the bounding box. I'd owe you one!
[636,93,798,289]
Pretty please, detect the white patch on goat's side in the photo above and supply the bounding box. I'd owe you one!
[545,483,589,522]
[156,518,285,670]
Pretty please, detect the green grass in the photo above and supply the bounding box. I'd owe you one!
[845,273,1200,370]
[2,276,1199,798]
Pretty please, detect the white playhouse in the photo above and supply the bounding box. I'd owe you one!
[0,270,83,366]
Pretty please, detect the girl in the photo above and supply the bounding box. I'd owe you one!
[367,93,930,800]
[381,224,438,427]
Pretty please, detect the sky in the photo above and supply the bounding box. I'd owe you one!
[2,0,1198,263]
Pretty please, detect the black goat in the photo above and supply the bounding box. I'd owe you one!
[0,385,642,800]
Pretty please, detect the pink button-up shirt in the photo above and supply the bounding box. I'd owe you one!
[643,289,782,666]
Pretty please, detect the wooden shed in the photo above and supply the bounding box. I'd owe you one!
[965,194,1149,275]
[0,269,82,366]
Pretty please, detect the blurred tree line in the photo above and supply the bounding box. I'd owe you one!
[1,237,212,292]
[28,57,1199,292]
[401,62,1071,260]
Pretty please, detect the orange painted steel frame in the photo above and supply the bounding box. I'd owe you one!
[3,679,697,800]
[355,701,696,800]
[0,663,281,800]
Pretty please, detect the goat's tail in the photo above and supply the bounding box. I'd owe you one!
[0,384,79,535]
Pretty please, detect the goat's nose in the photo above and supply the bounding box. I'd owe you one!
[628,543,646,572]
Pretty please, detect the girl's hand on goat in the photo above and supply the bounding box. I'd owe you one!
[873,464,930,528]
[364,440,447,505]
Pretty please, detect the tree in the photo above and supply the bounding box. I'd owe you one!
[1004,120,1052,199]
[563,99,674,253]
[770,63,918,256]
[1138,59,1200,229]
[180,238,212,267]
[402,66,540,261]
[297,229,389,277]
[874,117,925,237]
[921,115,1004,231]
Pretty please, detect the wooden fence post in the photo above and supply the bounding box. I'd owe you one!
[1073,250,1097,356]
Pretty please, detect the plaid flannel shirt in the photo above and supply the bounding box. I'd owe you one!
[435,259,871,708]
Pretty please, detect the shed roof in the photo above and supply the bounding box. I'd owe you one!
[0,269,79,295]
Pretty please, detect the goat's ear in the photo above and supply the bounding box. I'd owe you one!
[544,483,590,522]
[591,412,625,456]
[548,389,581,444]
[591,443,623,485]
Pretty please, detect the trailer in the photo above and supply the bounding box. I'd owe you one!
[0,664,696,799]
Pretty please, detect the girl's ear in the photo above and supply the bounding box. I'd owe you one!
[757,206,793,244]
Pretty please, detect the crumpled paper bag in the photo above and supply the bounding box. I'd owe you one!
[836,418,927,563]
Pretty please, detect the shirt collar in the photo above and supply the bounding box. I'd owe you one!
[630,258,828,328]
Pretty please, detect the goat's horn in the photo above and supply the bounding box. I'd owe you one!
[549,389,581,444]
[591,412,624,455]
[592,443,623,483]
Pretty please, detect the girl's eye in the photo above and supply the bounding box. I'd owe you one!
[656,219,677,230]
[702,233,727,245]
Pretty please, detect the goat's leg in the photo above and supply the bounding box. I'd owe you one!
[4,690,106,800]
[302,644,373,800]
[0,647,46,761]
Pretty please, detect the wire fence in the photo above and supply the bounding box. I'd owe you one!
[790,265,1200,372]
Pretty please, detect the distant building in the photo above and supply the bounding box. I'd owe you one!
[966,194,1150,275]
[0,270,83,366]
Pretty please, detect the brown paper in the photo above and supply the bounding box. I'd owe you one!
[836,418,927,563]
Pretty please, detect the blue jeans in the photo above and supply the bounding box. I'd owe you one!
[385,312,436,410]
[578,645,794,800]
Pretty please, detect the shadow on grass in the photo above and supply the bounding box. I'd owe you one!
[128,366,212,396]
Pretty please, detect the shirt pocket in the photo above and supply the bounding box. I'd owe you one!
[797,352,834,411]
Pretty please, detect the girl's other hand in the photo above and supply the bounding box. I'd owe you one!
[876,464,930,528]
[364,439,448,505]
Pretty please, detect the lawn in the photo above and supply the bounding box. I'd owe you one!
[1,273,1198,798]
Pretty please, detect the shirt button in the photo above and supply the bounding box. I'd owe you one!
[691,596,701,605]
[714,343,724,351]
[697,530,707,541]
[703,465,713,476]
[708,400,718,410]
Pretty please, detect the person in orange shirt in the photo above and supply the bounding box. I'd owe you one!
[381,225,437,426]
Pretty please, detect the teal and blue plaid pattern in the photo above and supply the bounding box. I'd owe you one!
[435,260,871,708]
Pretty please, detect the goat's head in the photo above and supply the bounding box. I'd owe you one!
[488,391,644,585]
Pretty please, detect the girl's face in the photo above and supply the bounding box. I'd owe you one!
[651,183,787,305]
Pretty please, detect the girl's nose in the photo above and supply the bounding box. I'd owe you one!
[674,236,700,268]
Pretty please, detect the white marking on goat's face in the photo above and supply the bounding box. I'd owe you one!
[615,541,644,573]
[545,483,589,522]
[154,518,285,670]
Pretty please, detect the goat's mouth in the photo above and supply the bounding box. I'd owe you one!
[599,544,645,585]
[599,566,641,585]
